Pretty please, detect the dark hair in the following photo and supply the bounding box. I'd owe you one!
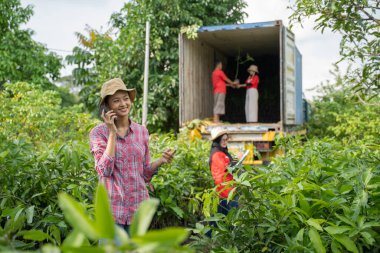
[99,96,109,117]
[209,133,233,166]
[214,60,222,68]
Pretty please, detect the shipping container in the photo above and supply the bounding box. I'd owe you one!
[179,20,305,163]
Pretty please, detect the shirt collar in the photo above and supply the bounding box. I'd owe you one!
[129,119,136,133]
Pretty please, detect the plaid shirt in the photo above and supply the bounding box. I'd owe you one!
[89,121,156,225]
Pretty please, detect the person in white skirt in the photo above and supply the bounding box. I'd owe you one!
[238,65,260,122]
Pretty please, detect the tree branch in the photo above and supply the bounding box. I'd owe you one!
[354,4,380,25]
[356,93,380,107]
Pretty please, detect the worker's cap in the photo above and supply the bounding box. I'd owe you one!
[210,127,228,141]
[100,78,136,105]
[247,65,259,73]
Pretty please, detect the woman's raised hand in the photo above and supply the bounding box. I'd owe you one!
[160,149,176,165]
[102,109,117,133]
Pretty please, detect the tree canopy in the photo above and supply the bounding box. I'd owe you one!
[289,0,380,95]
[67,0,248,132]
[0,0,62,89]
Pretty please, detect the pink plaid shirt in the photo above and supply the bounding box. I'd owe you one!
[89,120,156,225]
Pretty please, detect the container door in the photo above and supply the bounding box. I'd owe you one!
[295,47,303,124]
[282,28,296,125]
[179,34,214,126]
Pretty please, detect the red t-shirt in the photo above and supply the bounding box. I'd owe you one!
[210,151,234,198]
[212,69,228,94]
[245,75,259,89]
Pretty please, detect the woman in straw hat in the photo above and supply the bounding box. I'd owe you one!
[238,65,260,122]
[209,127,238,215]
[89,78,175,234]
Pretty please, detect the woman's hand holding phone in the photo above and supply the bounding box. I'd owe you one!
[101,108,117,133]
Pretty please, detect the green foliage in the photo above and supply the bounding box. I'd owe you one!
[66,0,248,132]
[190,71,380,252]
[193,136,380,252]
[58,184,191,252]
[0,0,62,89]
[289,0,380,94]
[306,67,380,143]
[0,82,98,145]
[0,82,98,250]
[0,138,97,250]
[148,132,213,228]
[1,184,192,252]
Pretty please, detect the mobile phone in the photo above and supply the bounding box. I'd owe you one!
[100,104,109,114]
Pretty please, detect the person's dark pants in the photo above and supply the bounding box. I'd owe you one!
[217,199,238,215]
[206,198,238,237]
[118,223,130,236]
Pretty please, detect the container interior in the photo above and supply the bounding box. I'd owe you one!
[198,24,281,123]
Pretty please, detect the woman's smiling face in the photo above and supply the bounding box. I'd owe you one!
[107,90,132,117]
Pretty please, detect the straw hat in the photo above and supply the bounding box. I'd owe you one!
[247,65,259,73]
[100,78,136,105]
[210,127,228,141]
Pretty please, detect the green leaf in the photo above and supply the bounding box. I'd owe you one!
[295,228,304,242]
[339,184,353,194]
[41,244,61,253]
[227,187,237,202]
[169,205,184,218]
[298,194,310,216]
[62,229,87,247]
[306,218,324,231]
[324,226,351,235]
[333,235,358,253]
[362,221,380,229]
[308,228,326,253]
[331,240,342,253]
[25,205,35,224]
[335,214,356,227]
[49,225,61,245]
[21,229,52,242]
[360,231,375,245]
[132,227,189,247]
[115,225,129,245]
[60,246,105,253]
[130,198,159,237]
[94,183,115,239]
[58,192,99,240]
[240,180,251,187]
[363,170,373,186]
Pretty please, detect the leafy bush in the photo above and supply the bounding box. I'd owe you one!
[0,82,98,145]
[191,75,380,252]
[0,82,99,249]
[193,136,380,252]
[306,70,380,143]
[1,184,192,253]
[149,132,213,228]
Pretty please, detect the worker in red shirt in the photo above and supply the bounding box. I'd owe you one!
[238,65,260,122]
[206,127,238,237]
[209,127,238,212]
[212,60,238,123]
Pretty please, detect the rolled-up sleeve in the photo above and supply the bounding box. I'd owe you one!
[89,127,115,177]
[142,127,154,182]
